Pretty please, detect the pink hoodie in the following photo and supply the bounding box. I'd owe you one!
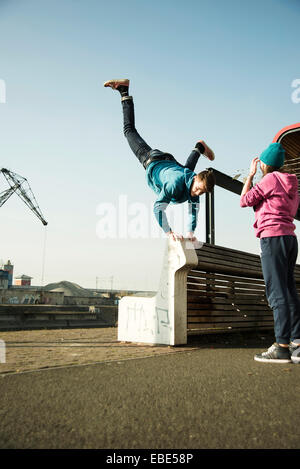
[240,171,299,238]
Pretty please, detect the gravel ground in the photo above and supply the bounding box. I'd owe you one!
[0,327,201,374]
[0,326,279,375]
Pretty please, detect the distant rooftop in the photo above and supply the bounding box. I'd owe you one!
[15,274,33,279]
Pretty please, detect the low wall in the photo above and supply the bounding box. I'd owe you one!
[63,296,116,306]
[0,288,119,308]
[0,289,64,305]
[0,304,118,331]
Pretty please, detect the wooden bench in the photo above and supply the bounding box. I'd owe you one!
[187,243,300,335]
[118,239,300,345]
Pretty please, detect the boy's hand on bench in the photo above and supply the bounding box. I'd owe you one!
[168,231,184,241]
[168,231,198,242]
[186,231,197,242]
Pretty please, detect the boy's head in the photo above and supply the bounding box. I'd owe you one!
[190,169,216,197]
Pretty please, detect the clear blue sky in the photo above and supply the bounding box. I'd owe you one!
[0,0,299,290]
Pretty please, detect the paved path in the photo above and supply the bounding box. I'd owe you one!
[0,328,299,449]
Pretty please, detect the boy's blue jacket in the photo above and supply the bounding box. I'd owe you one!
[146,157,200,233]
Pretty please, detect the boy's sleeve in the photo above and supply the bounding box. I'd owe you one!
[153,194,172,233]
[240,174,274,208]
[187,199,200,231]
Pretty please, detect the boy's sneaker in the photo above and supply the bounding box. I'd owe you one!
[254,343,291,363]
[103,79,130,90]
[197,140,215,161]
[290,340,300,364]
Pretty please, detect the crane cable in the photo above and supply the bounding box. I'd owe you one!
[41,225,47,288]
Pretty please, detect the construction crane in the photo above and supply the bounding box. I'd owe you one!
[0,168,48,225]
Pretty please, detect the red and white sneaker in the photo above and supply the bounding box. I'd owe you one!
[103,79,130,90]
[198,140,215,161]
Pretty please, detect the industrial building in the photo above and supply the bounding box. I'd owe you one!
[0,270,9,289]
[14,275,33,286]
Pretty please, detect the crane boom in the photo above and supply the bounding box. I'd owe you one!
[0,183,20,207]
[0,168,48,225]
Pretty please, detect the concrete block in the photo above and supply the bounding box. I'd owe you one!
[118,238,198,345]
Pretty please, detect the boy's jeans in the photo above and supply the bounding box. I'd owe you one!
[121,97,200,170]
[260,235,300,344]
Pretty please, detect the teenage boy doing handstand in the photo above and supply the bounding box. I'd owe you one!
[104,79,216,241]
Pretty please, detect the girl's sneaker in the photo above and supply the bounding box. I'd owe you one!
[254,343,291,363]
[290,340,300,364]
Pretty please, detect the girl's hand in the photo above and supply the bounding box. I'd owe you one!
[249,157,259,177]
[241,157,258,196]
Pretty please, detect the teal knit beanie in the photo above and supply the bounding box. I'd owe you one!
[259,142,285,168]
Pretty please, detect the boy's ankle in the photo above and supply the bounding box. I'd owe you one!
[121,95,133,102]
[117,85,129,97]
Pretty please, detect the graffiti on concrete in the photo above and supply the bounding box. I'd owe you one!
[3,293,62,305]
[8,294,38,304]
[125,303,171,337]
[9,297,19,304]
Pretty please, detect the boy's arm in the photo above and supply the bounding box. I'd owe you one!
[153,196,185,240]
[153,200,172,233]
